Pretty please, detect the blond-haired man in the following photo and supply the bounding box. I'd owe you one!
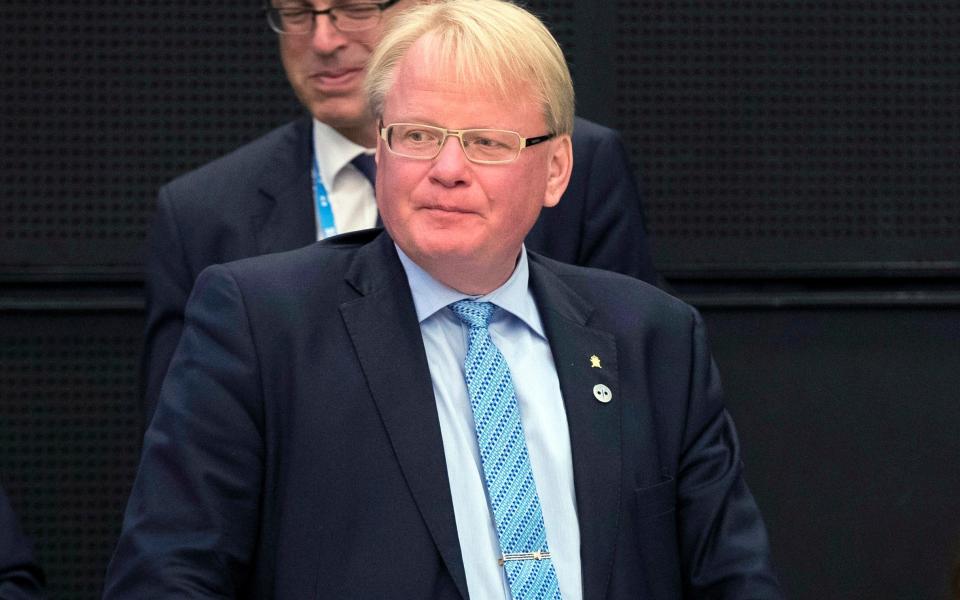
[107,2,780,598]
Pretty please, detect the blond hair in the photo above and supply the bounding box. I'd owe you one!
[365,0,574,135]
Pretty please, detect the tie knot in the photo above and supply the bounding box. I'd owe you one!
[450,300,496,329]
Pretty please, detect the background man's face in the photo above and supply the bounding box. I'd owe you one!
[376,38,571,291]
[278,0,414,138]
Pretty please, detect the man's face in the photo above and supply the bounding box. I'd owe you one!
[277,0,414,142]
[376,38,572,293]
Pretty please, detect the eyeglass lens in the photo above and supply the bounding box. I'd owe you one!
[270,3,383,33]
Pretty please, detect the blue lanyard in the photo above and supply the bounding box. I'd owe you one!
[312,141,337,239]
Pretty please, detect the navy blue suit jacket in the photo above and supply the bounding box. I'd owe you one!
[0,483,45,599]
[108,230,780,599]
[141,116,658,425]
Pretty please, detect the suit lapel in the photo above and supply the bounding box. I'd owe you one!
[339,235,469,599]
[528,256,622,600]
[253,116,316,255]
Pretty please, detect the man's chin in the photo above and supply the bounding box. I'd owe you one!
[416,241,475,262]
[403,233,482,266]
[301,89,368,122]
[309,105,367,127]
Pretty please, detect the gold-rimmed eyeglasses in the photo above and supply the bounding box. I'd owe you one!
[379,122,556,165]
[264,0,400,35]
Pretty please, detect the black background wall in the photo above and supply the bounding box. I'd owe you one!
[1,2,959,598]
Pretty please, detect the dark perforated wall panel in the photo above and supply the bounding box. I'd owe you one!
[703,307,960,599]
[0,2,300,272]
[613,2,960,273]
[523,1,576,66]
[0,313,142,600]
[3,2,958,274]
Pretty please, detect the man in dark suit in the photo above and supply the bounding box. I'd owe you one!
[141,0,658,425]
[0,482,45,599]
[107,1,779,597]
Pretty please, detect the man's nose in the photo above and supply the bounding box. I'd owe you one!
[429,136,471,186]
[310,14,349,54]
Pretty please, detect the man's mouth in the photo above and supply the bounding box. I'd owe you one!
[310,67,363,86]
[423,201,471,213]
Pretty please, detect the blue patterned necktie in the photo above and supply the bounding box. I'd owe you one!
[449,300,562,600]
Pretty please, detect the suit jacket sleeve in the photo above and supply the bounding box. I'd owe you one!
[106,265,265,599]
[0,483,45,599]
[676,310,782,597]
[139,186,193,427]
[577,125,659,285]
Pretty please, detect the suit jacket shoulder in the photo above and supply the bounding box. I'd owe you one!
[529,250,684,331]
[159,117,311,222]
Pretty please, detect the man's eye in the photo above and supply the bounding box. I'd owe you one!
[339,5,379,18]
[404,130,436,144]
[472,136,507,149]
[279,8,312,20]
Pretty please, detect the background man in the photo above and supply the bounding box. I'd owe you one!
[141,0,659,424]
[106,1,780,598]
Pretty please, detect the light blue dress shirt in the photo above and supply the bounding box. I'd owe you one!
[396,245,583,600]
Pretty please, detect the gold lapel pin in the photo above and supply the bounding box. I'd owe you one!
[590,354,602,368]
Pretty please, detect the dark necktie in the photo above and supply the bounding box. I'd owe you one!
[351,153,377,191]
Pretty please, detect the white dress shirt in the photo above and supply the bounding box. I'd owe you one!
[396,246,583,600]
[311,119,378,239]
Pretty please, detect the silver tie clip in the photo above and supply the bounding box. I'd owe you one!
[498,550,551,566]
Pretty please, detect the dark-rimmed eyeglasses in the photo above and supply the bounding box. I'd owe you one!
[264,0,401,35]
[379,122,555,165]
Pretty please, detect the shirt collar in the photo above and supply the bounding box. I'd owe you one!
[312,118,375,185]
[395,244,546,339]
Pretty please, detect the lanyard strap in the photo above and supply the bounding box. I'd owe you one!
[312,143,337,239]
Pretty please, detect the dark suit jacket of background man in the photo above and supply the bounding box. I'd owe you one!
[107,229,781,599]
[0,482,45,599]
[141,115,659,424]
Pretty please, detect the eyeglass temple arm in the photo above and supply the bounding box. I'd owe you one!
[522,133,555,148]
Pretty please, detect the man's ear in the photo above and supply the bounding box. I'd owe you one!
[373,135,385,196]
[543,134,573,208]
